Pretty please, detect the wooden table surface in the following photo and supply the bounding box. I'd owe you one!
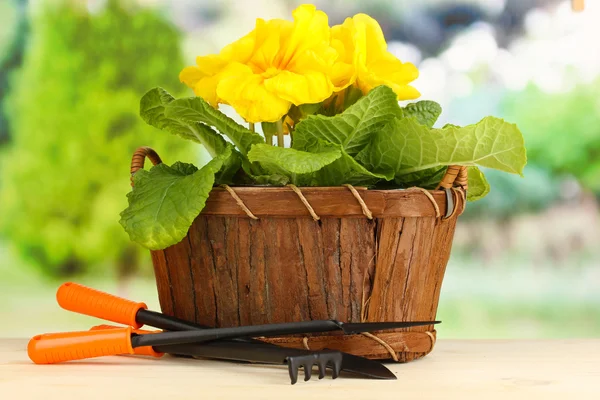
[1,339,598,399]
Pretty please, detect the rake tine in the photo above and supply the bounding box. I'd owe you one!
[318,359,327,379]
[287,357,300,385]
[330,358,341,379]
[303,361,313,381]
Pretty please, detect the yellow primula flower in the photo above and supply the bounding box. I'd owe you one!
[179,31,255,107]
[218,5,337,122]
[181,4,338,123]
[331,14,420,100]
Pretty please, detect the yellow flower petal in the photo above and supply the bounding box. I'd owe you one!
[329,36,356,91]
[192,75,222,106]
[179,66,204,87]
[217,63,291,123]
[353,14,388,62]
[331,12,420,100]
[249,19,286,73]
[264,70,332,105]
[277,4,331,69]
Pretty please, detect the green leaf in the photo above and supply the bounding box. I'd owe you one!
[249,173,290,186]
[140,87,228,158]
[294,141,390,187]
[215,148,243,185]
[398,100,442,128]
[357,116,527,180]
[260,122,277,145]
[293,85,401,156]
[395,166,447,189]
[164,96,264,155]
[119,147,231,250]
[466,166,491,201]
[248,144,342,178]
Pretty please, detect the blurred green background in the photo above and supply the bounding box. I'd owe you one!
[0,0,598,338]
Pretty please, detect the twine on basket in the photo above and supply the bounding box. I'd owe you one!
[425,331,437,352]
[287,184,320,221]
[361,332,402,361]
[406,187,441,218]
[451,187,467,216]
[220,184,259,220]
[343,184,373,219]
[301,332,403,361]
[302,337,311,350]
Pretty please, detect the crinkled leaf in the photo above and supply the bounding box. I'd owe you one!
[357,116,527,180]
[398,100,442,128]
[294,140,390,187]
[395,166,447,189]
[119,147,231,250]
[466,166,491,201]
[249,173,290,186]
[215,148,242,185]
[140,87,228,157]
[293,85,401,156]
[164,96,264,155]
[248,144,342,177]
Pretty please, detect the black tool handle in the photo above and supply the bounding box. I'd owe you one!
[155,341,314,365]
[137,309,262,344]
[132,320,342,348]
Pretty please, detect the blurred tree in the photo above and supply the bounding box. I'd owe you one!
[0,0,195,278]
[502,81,600,195]
[462,165,561,220]
[0,0,28,145]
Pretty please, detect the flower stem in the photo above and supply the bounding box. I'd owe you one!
[249,122,255,132]
[276,119,284,148]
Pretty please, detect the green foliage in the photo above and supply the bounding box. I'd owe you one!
[247,144,341,178]
[0,0,27,144]
[502,82,600,193]
[397,100,442,128]
[465,166,491,201]
[292,86,402,156]
[164,96,265,156]
[0,0,195,276]
[357,116,527,178]
[127,85,525,249]
[120,148,230,250]
[461,165,561,219]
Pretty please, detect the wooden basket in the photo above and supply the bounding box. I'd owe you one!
[131,147,468,362]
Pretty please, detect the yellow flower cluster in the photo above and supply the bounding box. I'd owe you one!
[180,4,419,123]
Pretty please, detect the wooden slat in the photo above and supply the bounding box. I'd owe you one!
[202,187,448,218]
[151,187,461,361]
[261,331,436,359]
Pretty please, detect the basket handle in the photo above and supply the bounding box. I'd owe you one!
[437,165,468,219]
[438,165,468,191]
[130,146,162,187]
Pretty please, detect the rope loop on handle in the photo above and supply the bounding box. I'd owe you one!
[437,165,468,218]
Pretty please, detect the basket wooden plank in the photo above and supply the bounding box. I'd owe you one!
[202,187,448,218]
[150,188,464,361]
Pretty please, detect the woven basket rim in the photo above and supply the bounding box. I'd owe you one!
[201,185,465,219]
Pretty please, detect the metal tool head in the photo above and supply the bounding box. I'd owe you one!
[340,320,441,334]
[338,352,396,380]
[286,350,343,385]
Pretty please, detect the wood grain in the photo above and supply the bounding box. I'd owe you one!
[6,339,599,399]
[202,187,448,218]
[150,188,463,361]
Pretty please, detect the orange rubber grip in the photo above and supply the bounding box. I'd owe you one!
[90,325,163,358]
[28,327,134,364]
[56,282,147,328]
